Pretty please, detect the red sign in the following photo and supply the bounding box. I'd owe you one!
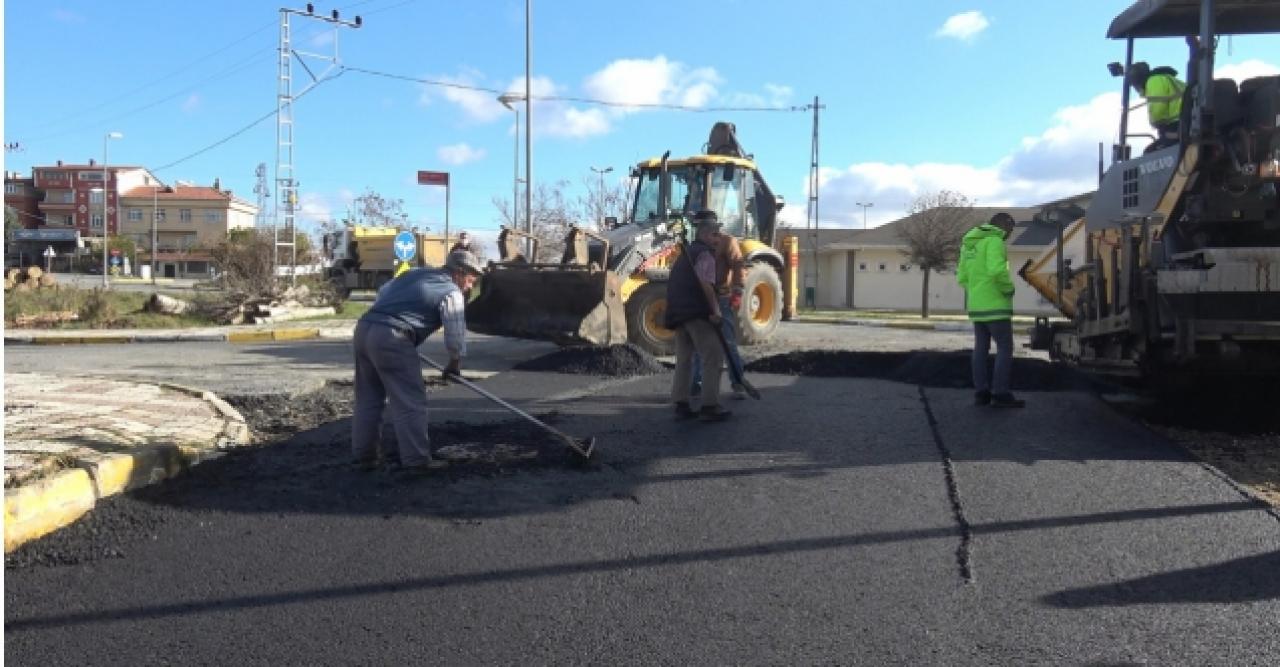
[417,170,449,186]
[110,249,122,256]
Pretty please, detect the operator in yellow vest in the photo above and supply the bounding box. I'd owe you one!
[1128,61,1186,153]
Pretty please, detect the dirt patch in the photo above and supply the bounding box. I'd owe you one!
[744,349,1085,391]
[513,344,665,377]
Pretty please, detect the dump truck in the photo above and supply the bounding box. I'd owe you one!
[467,122,790,355]
[1020,0,1280,379]
[321,226,452,296]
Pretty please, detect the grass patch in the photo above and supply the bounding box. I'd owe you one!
[3,287,219,329]
[295,301,370,321]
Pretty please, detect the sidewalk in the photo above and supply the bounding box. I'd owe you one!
[795,314,1040,335]
[3,373,252,552]
[3,320,360,345]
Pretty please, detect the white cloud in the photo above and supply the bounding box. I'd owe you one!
[437,143,487,165]
[583,56,722,111]
[298,192,334,225]
[935,11,989,42]
[1216,59,1280,83]
[181,94,201,113]
[814,90,1161,227]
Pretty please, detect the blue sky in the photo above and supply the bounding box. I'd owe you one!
[4,0,1277,251]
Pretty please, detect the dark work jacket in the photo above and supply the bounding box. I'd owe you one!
[664,240,714,328]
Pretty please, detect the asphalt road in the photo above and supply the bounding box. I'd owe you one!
[6,325,1280,664]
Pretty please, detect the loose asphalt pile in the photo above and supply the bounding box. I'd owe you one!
[744,349,1085,391]
[5,381,593,570]
[513,344,666,377]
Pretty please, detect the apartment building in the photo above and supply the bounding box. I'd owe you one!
[4,172,42,229]
[32,160,158,238]
[119,179,257,278]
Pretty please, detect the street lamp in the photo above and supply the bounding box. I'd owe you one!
[855,201,874,229]
[590,165,613,228]
[498,93,525,227]
[102,131,123,287]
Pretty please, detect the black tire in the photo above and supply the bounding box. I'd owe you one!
[737,263,782,345]
[626,282,676,356]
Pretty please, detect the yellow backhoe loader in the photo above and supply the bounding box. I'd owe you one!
[467,122,790,355]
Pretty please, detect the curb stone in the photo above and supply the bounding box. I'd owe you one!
[3,381,254,553]
[3,326,348,346]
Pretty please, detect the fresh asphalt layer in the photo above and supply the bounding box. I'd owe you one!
[6,360,1280,664]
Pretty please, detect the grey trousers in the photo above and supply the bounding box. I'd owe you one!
[972,319,1014,395]
[672,318,724,408]
[351,320,435,466]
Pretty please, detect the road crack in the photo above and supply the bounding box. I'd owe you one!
[918,385,974,583]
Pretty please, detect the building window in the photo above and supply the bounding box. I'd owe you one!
[89,191,104,204]
[155,209,167,222]
[4,183,18,194]
[40,171,66,180]
[878,263,887,272]
[203,210,222,224]
[128,208,143,222]
[858,262,867,272]
[91,213,103,229]
[900,263,912,272]
[180,209,192,223]
[78,172,105,181]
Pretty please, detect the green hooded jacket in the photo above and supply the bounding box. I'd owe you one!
[956,224,1014,322]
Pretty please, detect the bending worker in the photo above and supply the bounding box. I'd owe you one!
[351,250,485,473]
[1127,61,1185,152]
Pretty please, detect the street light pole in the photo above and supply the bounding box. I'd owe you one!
[102,131,123,288]
[524,0,533,239]
[590,166,613,228]
[855,201,874,229]
[498,93,525,229]
[151,184,159,285]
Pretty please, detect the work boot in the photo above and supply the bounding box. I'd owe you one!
[699,405,732,422]
[674,401,697,420]
[731,383,748,400]
[390,458,450,479]
[991,393,1025,408]
[349,456,378,472]
[974,390,992,406]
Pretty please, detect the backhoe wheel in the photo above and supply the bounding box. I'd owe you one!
[737,263,782,345]
[626,282,676,356]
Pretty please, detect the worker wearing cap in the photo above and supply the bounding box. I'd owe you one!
[957,212,1024,409]
[665,210,730,421]
[450,231,473,254]
[1128,61,1185,152]
[351,250,485,473]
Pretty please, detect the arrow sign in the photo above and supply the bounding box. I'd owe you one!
[393,231,417,262]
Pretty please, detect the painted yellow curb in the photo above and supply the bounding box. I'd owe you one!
[31,338,84,345]
[227,330,275,343]
[272,328,320,341]
[83,448,188,498]
[75,335,134,345]
[5,469,97,553]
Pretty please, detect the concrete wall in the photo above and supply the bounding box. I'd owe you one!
[817,247,1059,315]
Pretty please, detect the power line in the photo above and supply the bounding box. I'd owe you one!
[152,71,342,173]
[341,65,810,113]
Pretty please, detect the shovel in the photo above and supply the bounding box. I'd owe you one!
[418,353,596,460]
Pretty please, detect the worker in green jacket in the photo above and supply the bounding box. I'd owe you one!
[1128,61,1186,153]
[957,212,1024,408]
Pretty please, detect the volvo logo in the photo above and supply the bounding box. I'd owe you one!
[1138,155,1176,176]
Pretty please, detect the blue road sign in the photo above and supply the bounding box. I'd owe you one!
[393,231,416,262]
[110,255,122,266]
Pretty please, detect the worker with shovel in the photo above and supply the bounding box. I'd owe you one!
[351,250,485,474]
[665,210,731,422]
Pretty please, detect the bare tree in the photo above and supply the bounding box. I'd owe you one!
[348,188,411,227]
[577,171,633,230]
[491,179,579,262]
[898,190,979,318]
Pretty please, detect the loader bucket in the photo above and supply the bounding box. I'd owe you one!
[466,265,629,346]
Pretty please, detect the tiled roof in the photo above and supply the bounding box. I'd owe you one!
[822,200,1095,251]
[776,226,866,252]
[37,165,145,171]
[121,185,232,201]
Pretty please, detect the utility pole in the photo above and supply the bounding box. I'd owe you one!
[856,201,874,229]
[590,166,613,228]
[275,4,361,285]
[805,96,824,308]
[525,0,533,241]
